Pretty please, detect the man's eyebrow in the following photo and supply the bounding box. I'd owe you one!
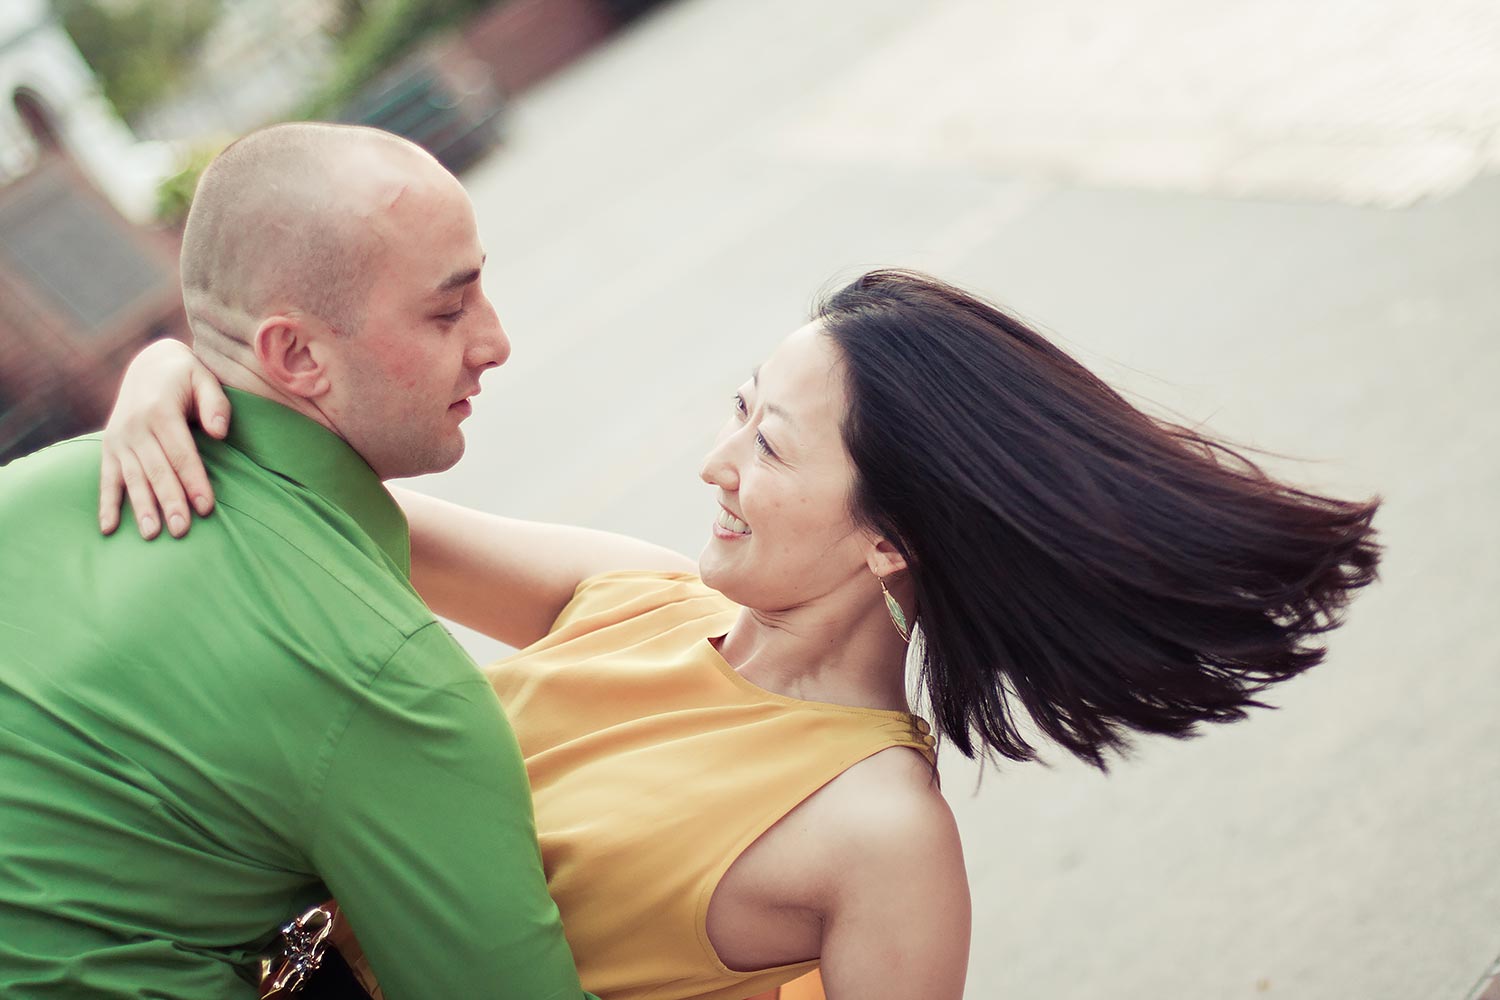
[432,254,487,296]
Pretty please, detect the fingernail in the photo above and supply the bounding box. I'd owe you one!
[140,516,158,537]
[193,494,212,516]
[211,415,228,435]
[168,514,187,537]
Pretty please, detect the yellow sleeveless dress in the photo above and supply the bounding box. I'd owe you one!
[487,571,936,1000]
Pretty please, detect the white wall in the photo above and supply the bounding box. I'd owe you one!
[0,5,171,222]
[0,0,46,41]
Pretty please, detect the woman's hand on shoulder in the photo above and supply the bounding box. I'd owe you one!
[818,754,971,1000]
[100,338,230,539]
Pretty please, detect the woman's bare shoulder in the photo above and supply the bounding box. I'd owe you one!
[814,747,964,866]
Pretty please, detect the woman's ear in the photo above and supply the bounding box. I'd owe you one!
[253,315,333,400]
[865,536,909,578]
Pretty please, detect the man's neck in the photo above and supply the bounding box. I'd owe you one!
[198,346,340,437]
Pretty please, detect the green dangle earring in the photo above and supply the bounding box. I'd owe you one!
[879,577,911,644]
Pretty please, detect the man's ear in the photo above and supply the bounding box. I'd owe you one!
[865,536,909,578]
[253,315,333,400]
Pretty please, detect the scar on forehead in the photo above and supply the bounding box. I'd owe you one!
[384,183,410,210]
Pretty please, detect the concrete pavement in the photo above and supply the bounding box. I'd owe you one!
[410,1,1500,996]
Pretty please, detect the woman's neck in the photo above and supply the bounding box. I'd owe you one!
[714,593,912,714]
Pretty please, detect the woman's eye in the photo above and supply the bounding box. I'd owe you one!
[754,432,774,458]
[438,307,466,323]
[732,393,748,417]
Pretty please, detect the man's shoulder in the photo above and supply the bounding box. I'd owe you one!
[0,434,108,529]
[186,458,436,642]
[0,432,103,482]
[1,432,436,649]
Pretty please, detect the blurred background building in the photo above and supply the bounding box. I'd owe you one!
[0,0,169,218]
[0,0,664,463]
[0,0,181,460]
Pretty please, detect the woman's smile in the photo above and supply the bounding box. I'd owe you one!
[713,505,751,539]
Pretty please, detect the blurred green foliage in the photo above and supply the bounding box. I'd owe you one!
[154,140,227,227]
[141,0,495,223]
[302,0,496,118]
[51,0,222,123]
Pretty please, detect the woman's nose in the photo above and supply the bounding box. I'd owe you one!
[699,437,739,492]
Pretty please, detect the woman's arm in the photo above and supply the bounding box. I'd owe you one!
[817,784,971,1000]
[98,341,696,646]
[399,486,693,649]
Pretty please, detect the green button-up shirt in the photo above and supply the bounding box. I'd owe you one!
[0,389,592,1000]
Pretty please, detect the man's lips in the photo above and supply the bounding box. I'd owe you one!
[450,386,481,412]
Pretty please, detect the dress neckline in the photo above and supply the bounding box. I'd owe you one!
[699,631,931,734]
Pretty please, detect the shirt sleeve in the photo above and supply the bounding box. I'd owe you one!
[307,621,596,1000]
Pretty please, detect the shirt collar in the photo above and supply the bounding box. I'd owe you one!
[220,387,410,575]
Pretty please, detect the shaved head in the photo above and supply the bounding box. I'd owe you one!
[180,122,435,349]
[176,120,507,480]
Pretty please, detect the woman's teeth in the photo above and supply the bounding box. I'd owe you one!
[716,508,751,535]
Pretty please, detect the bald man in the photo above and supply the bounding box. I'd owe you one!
[0,125,595,1000]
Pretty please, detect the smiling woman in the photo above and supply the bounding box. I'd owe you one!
[696,325,897,629]
[93,268,1378,1000]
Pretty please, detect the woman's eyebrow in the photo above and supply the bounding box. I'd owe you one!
[746,369,794,424]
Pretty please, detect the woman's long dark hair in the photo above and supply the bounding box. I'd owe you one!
[818,270,1381,769]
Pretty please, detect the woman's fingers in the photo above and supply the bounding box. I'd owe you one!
[99,450,124,536]
[116,449,162,540]
[98,339,222,539]
[100,426,206,539]
[183,364,230,515]
[192,365,232,441]
[135,433,194,539]
[158,415,215,519]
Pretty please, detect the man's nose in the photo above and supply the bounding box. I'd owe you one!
[470,300,510,369]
